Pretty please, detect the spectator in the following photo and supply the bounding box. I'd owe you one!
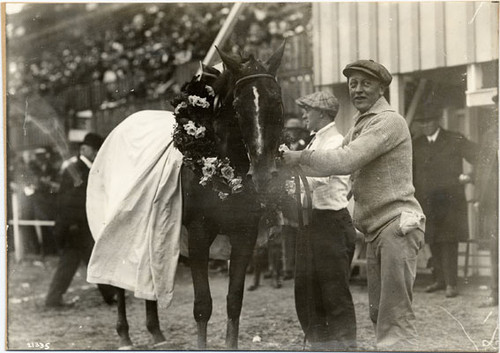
[290,91,357,350]
[474,94,498,307]
[412,103,478,298]
[45,133,115,308]
[282,60,425,350]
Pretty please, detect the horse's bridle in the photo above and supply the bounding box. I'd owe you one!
[234,74,277,92]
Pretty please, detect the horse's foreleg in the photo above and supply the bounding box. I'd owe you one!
[145,300,166,345]
[116,288,133,349]
[188,219,215,349]
[226,230,258,349]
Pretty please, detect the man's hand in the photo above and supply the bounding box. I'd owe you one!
[282,150,302,166]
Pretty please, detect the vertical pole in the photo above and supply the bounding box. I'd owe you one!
[12,192,23,262]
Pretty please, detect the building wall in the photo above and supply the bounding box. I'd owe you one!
[312,2,499,87]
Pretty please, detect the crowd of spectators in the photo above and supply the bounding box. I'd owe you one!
[7,3,311,108]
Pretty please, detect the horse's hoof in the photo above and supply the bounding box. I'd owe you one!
[118,345,134,350]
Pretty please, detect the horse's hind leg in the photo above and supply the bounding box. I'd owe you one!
[145,300,167,345]
[116,288,133,349]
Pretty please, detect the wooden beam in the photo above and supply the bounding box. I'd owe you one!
[406,78,427,125]
[202,3,246,68]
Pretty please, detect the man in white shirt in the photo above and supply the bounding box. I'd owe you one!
[293,91,357,350]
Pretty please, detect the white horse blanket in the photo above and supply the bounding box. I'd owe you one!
[86,110,183,308]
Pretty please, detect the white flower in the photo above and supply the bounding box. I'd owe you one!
[220,165,235,181]
[218,192,229,200]
[205,85,215,97]
[230,177,244,194]
[199,176,210,186]
[183,120,197,136]
[174,101,188,114]
[194,126,206,139]
[278,144,290,153]
[188,95,210,108]
[202,157,218,167]
[285,179,296,195]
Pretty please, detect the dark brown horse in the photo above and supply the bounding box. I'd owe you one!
[113,43,285,350]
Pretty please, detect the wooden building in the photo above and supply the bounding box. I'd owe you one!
[308,1,499,276]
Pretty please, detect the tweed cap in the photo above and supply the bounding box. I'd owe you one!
[295,91,339,113]
[343,59,392,86]
[81,132,104,150]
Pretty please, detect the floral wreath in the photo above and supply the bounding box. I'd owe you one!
[171,76,244,200]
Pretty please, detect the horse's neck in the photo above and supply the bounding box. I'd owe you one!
[216,110,249,177]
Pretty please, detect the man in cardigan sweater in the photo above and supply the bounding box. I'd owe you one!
[283,60,425,350]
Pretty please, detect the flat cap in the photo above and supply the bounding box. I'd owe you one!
[81,132,104,150]
[295,91,339,113]
[343,59,392,86]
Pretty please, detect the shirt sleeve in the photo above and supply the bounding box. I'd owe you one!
[300,112,408,176]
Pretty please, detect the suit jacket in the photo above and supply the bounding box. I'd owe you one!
[413,128,478,243]
[54,157,94,249]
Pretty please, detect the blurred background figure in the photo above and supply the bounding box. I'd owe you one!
[412,102,478,298]
[45,133,116,308]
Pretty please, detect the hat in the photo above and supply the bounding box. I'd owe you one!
[343,59,392,86]
[414,102,442,121]
[81,132,104,150]
[295,91,339,113]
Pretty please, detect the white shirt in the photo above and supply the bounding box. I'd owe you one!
[427,128,440,143]
[306,121,350,210]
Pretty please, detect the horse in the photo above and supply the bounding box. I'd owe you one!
[93,43,286,350]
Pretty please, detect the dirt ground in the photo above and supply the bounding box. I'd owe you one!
[6,254,499,352]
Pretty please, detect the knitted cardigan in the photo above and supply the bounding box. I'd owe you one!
[300,97,424,239]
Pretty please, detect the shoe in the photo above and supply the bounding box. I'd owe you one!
[479,296,498,308]
[445,285,458,298]
[424,282,445,293]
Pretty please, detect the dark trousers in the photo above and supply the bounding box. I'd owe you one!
[46,240,115,306]
[282,225,297,275]
[295,208,357,350]
[430,242,459,287]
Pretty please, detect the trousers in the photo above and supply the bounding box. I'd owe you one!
[45,230,115,306]
[295,208,357,350]
[429,242,458,286]
[366,217,424,350]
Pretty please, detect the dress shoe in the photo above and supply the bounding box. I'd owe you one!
[445,285,458,298]
[424,282,445,293]
[479,296,498,308]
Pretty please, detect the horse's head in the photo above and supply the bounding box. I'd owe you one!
[215,42,285,194]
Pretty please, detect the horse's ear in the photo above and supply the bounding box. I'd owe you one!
[216,46,240,74]
[265,40,286,76]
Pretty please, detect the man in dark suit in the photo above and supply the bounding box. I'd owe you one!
[413,105,478,298]
[45,133,115,308]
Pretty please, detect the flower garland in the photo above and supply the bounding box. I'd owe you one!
[171,77,244,200]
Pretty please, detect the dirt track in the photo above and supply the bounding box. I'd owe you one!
[7,254,499,352]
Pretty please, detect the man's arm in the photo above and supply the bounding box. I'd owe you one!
[298,113,408,176]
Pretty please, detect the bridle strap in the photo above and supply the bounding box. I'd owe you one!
[234,74,277,88]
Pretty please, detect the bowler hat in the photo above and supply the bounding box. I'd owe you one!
[295,91,339,113]
[81,132,104,150]
[343,59,392,86]
[414,102,442,121]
